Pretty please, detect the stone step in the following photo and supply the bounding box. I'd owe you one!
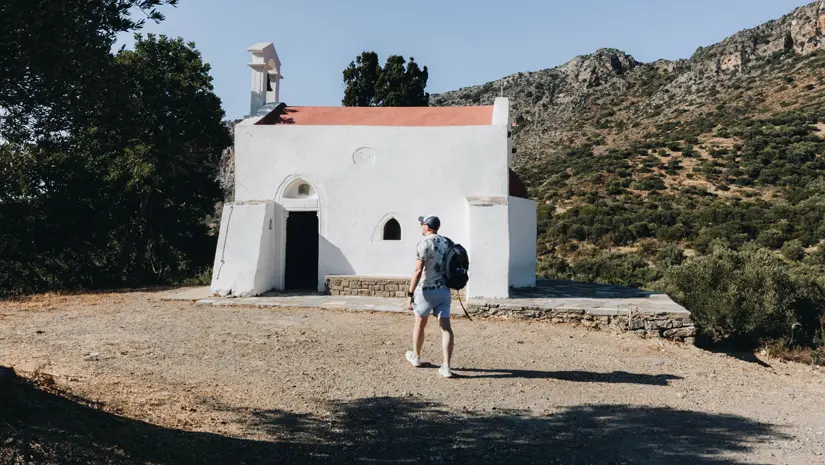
[325,275,465,299]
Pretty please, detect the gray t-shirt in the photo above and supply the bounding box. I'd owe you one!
[415,234,450,290]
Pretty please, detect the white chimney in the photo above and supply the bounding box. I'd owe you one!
[247,42,283,116]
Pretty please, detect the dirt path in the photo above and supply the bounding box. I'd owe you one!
[1,291,824,464]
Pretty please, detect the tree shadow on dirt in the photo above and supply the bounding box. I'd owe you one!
[452,368,683,384]
[1,367,789,464]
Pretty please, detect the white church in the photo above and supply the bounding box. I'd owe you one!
[210,42,537,299]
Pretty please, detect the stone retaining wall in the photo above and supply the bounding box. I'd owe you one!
[467,302,696,342]
[325,276,465,299]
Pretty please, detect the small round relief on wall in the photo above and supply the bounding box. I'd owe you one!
[352,147,376,167]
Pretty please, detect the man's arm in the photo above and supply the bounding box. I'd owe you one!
[409,259,424,293]
[407,259,424,309]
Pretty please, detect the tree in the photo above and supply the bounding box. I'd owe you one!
[105,34,231,282]
[342,52,381,107]
[0,34,230,295]
[342,52,429,107]
[0,0,178,143]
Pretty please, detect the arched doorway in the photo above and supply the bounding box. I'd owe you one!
[280,178,320,291]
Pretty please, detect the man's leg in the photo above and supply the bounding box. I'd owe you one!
[413,314,428,357]
[438,316,454,368]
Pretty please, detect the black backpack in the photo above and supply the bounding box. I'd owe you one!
[442,237,469,290]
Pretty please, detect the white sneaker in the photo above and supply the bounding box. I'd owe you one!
[405,350,422,367]
[439,365,455,378]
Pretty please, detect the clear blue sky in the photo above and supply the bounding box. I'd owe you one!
[119,0,810,119]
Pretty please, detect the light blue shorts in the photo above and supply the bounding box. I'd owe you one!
[413,288,451,318]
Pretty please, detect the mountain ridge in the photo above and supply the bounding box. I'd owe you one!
[432,0,825,168]
[429,0,825,287]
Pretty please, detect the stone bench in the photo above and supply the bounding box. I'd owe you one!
[325,275,465,299]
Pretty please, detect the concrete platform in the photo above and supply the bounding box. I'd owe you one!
[179,280,694,341]
[195,294,412,313]
[485,280,689,316]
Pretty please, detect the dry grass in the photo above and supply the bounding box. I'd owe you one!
[814,122,825,138]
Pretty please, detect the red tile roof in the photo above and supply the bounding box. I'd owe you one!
[257,105,494,127]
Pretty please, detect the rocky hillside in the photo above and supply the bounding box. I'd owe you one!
[433,1,825,167]
[431,1,825,286]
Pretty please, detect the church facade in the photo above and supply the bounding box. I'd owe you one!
[210,42,537,299]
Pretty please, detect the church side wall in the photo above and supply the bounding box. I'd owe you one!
[254,201,278,293]
[234,124,508,288]
[508,196,537,289]
[210,202,276,296]
[466,198,511,299]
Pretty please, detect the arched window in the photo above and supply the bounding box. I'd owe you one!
[282,178,316,199]
[383,218,401,241]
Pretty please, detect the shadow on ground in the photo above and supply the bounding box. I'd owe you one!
[512,279,662,299]
[453,368,683,384]
[688,336,773,368]
[0,366,787,464]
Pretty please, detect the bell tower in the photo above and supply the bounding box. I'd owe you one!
[247,42,283,116]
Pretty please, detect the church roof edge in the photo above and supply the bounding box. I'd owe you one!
[255,105,496,127]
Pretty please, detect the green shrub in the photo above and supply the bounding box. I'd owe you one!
[536,255,570,279]
[567,253,661,288]
[180,267,213,286]
[631,176,666,191]
[606,182,626,195]
[629,222,654,239]
[658,246,822,346]
[781,239,805,261]
[666,142,682,152]
[657,224,688,241]
[756,229,786,249]
[654,244,686,268]
[716,128,731,138]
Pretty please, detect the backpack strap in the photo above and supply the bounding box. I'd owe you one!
[441,236,455,272]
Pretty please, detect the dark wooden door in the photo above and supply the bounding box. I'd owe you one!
[284,212,319,290]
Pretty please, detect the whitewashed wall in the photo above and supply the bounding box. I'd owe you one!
[234,121,509,292]
[465,197,511,299]
[211,202,277,296]
[508,196,537,288]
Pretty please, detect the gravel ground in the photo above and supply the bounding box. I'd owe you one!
[1,290,824,464]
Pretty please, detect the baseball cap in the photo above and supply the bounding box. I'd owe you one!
[417,215,441,230]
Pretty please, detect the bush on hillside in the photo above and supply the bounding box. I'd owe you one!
[536,255,570,279]
[781,239,805,261]
[653,244,686,268]
[756,229,786,249]
[548,252,661,288]
[657,245,824,346]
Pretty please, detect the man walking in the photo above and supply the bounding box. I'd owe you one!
[405,215,455,378]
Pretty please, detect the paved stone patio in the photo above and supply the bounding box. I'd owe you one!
[165,280,693,340]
